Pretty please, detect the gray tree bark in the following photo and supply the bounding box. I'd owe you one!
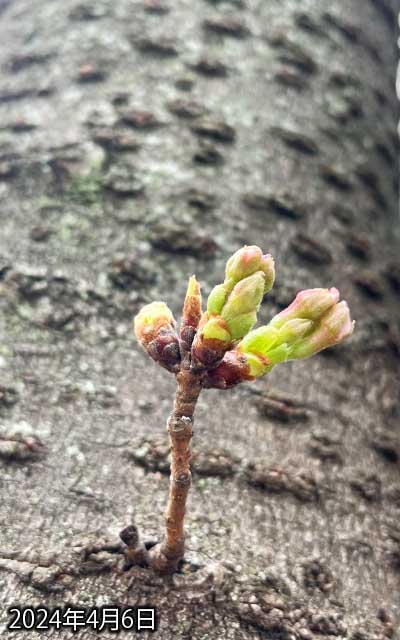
[0,0,399,638]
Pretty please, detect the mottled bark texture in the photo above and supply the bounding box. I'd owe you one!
[0,0,399,638]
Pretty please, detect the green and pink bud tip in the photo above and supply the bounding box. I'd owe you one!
[204,288,354,389]
[134,301,181,372]
[225,245,275,293]
[191,254,274,369]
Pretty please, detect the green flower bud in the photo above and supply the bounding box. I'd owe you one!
[289,300,354,359]
[270,288,339,329]
[222,272,265,321]
[224,246,275,294]
[277,319,313,344]
[203,286,354,386]
[225,245,263,283]
[207,283,228,315]
[192,246,275,369]
[225,310,257,340]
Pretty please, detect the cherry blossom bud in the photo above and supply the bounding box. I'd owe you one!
[207,283,228,315]
[270,288,339,329]
[192,272,265,368]
[222,272,265,321]
[225,245,263,283]
[204,289,354,387]
[277,318,313,344]
[191,246,275,369]
[289,300,354,359]
[134,302,181,372]
[225,246,275,294]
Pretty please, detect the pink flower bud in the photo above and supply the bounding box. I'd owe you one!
[289,300,354,359]
[225,245,263,283]
[270,287,339,329]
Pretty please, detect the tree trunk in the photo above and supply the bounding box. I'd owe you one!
[0,0,399,638]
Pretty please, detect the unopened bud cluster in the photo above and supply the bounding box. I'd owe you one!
[134,246,354,386]
[205,287,354,389]
[191,246,275,368]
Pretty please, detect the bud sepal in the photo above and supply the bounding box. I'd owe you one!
[180,276,202,350]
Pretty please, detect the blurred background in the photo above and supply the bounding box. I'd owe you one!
[0,0,399,638]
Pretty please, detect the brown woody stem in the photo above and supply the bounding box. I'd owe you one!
[149,364,203,574]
